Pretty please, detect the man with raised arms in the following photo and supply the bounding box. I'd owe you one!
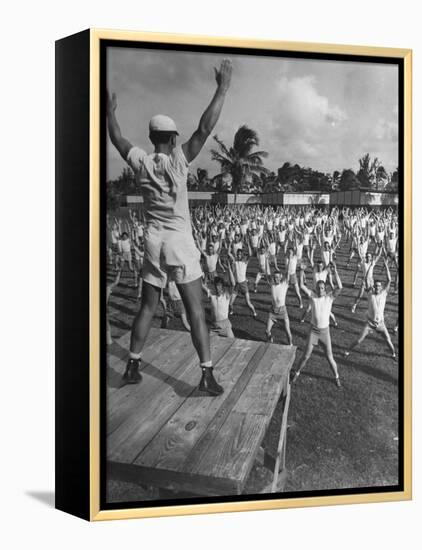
[107,59,232,395]
[344,259,396,359]
[265,258,293,346]
[292,262,343,388]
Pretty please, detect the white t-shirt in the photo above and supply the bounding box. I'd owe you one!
[368,290,387,323]
[121,239,131,253]
[314,268,328,283]
[310,293,334,329]
[234,261,247,283]
[258,252,267,272]
[271,282,288,308]
[233,241,243,254]
[287,255,298,275]
[205,253,218,272]
[126,145,191,232]
[211,293,231,322]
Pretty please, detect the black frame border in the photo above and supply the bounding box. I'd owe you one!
[99,38,405,513]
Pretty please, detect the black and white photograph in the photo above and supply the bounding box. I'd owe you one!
[103,41,404,508]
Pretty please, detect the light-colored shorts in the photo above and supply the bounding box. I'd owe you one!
[309,325,331,348]
[210,318,233,338]
[235,280,249,295]
[268,305,289,323]
[142,223,202,288]
[360,277,374,289]
[366,319,387,332]
[122,251,132,262]
[289,273,298,285]
[204,270,217,283]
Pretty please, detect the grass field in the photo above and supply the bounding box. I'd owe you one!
[107,237,399,500]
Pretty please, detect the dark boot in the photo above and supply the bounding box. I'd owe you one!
[122,358,142,384]
[198,367,224,396]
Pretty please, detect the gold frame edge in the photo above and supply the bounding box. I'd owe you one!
[88,28,412,522]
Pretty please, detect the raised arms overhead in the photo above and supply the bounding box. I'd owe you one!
[182,59,232,163]
[106,91,133,161]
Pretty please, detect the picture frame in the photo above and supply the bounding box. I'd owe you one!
[55,28,412,521]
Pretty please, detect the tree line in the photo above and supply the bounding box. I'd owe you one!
[107,125,399,209]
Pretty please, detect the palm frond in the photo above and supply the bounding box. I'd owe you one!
[212,134,233,159]
[210,149,233,167]
[247,150,269,159]
[233,125,260,157]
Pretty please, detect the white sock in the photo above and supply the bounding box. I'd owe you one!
[129,351,142,360]
[200,361,213,368]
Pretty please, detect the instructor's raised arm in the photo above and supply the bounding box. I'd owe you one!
[182,59,232,163]
[107,91,133,161]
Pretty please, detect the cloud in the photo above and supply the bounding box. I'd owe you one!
[106,48,398,178]
[373,118,398,142]
[269,75,347,166]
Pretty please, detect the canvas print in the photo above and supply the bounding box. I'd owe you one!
[103,43,401,507]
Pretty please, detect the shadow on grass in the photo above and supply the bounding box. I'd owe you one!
[342,356,398,386]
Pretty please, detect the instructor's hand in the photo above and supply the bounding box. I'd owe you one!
[214,59,232,92]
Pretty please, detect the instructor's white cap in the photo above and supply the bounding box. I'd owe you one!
[149,114,179,135]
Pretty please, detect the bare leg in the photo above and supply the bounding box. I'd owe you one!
[294,282,303,308]
[351,284,365,312]
[346,250,355,268]
[254,272,262,292]
[180,313,191,332]
[245,291,257,316]
[309,246,315,267]
[229,291,238,314]
[292,331,314,381]
[266,316,274,341]
[284,317,293,346]
[352,265,360,286]
[128,258,137,287]
[322,333,340,381]
[130,281,161,354]
[301,302,311,322]
[381,326,396,357]
[226,326,235,338]
[177,277,210,363]
[344,324,371,356]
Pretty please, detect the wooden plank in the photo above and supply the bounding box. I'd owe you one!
[106,329,179,396]
[133,338,259,471]
[192,412,268,493]
[234,345,295,416]
[107,331,195,436]
[107,336,234,463]
[181,342,268,476]
[106,330,184,410]
[271,383,291,491]
[108,461,239,497]
[107,328,177,374]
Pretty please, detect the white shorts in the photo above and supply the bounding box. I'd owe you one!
[142,223,203,288]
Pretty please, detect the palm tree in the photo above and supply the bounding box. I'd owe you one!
[210,125,269,201]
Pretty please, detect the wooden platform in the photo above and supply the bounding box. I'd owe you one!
[106,329,296,497]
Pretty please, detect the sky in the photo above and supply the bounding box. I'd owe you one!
[106,46,399,181]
